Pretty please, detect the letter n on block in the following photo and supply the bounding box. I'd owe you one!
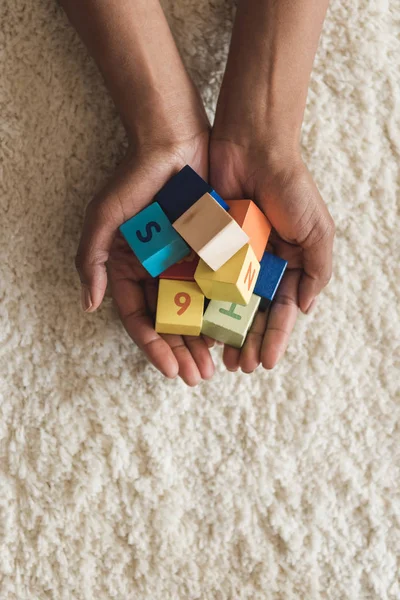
[194,244,260,305]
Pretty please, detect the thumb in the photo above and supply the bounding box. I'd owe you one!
[75,194,119,312]
[298,210,335,314]
[75,157,164,312]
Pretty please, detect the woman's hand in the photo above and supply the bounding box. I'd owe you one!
[75,130,216,386]
[209,138,335,373]
[61,0,216,384]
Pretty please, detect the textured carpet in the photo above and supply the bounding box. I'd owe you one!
[1,0,399,598]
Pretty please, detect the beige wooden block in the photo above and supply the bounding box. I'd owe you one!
[172,193,249,271]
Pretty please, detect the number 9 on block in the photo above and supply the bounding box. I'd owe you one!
[155,280,205,336]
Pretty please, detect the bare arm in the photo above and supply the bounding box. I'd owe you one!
[59,0,207,148]
[60,0,212,385]
[214,0,330,148]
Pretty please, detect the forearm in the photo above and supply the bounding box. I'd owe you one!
[59,0,208,148]
[213,0,330,149]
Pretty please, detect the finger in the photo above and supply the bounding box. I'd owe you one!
[298,215,335,313]
[184,336,215,380]
[202,335,216,348]
[75,198,120,312]
[223,345,241,372]
[162,335,202,387]
[261,269,300,370]
[143,277,213,383]
[75,159,165,313]
[239,309,269,374]
[111,276,179,379]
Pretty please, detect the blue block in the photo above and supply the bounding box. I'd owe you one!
[210,189,230,212]
[119,202,190,277]
[254,252,288,307]
[154,165,212,223]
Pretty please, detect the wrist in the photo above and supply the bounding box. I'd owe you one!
[124,81,209,151]
[212,81,302,155]
[211,108,301,165]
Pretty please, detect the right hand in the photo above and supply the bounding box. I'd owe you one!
[75,130,216,386]
[209,137,335,373]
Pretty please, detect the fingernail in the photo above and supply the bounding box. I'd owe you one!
[306,298,317,315]
[81,286,92,312]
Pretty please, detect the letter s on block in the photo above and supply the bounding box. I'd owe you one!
[136,221,162,243]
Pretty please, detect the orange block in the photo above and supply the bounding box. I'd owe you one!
[227,200,271,262]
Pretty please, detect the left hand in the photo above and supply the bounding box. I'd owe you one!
[209,137,335,373]
[76,130,216,387]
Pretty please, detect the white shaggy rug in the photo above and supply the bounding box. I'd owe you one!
[1,0,399,598]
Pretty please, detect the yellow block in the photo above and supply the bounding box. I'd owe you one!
[155,279,204,336]
[194,244,260,305]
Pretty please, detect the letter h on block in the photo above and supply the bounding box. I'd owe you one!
[201,295,261,348]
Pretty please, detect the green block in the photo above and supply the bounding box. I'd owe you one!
[201,294,261,348]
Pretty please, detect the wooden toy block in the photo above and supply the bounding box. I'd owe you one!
[201,294,261,348]
[159,250,199,281]
[210,189,230,211]
[173,192,249,271]
[194,244,260,305]
[119,202,190,277]
[155,279,204,336]
[227,199,271,261]
[254,251,288,309]
[154,165,212,223]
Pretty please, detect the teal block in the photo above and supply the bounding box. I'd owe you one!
[201,294,261,348]
[119,202,190,277]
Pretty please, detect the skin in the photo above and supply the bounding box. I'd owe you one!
[211,0,335,373]
[60,0,334,384]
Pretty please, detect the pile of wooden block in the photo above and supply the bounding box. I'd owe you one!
[119,165,287,348]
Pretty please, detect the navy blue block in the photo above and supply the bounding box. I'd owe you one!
[210,189,230,212]
[154,165,212,223]
[257,296,271,313]
[254,252,288,304]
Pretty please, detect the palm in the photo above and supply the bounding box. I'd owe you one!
[209,139,333,372]
[106,132,215,385]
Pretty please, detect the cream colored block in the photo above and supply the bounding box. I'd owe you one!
[194,244,260,305]
[172,192,249,271]
[155,279,204,336]
[201,295,261,348]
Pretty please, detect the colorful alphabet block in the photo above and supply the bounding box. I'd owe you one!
[118,164,289,352]
[210,189,230,211]
[194,244,260,305]
[201,295,261,348]
[155,279,204,336]
[119,202,190,277]
[254,251,288,309]
[154,165,210,223]
[227,199,271,261]
[159,250,199,281]
[173,192,249,271]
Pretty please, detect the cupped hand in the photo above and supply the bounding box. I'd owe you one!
[209,139,335,373]
[75,131,216,386]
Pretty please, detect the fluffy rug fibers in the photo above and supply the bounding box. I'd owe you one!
[0,0,399,598]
